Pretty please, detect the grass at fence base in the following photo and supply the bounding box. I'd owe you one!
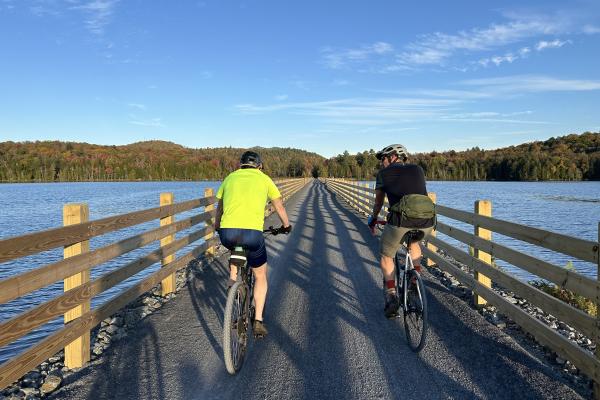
[530,262,596,317]
[529,280,597,317]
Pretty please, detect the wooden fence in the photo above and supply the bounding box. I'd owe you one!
[324,178,600,389]
[0,178,308,389]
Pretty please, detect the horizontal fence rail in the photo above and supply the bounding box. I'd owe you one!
[324,178,600,389]
[0,178,308,390]
[0,198,213,264]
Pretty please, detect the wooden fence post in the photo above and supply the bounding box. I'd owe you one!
[63,203,90,369]
[160,193,175,296]
[204,188,215,256]
[363,183,370,214]
[474,200,492,307]
[426,192,437,267]
[595,222,600,400]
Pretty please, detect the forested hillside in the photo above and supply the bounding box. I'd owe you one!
[0,141,324,181]
[1,132,598,182]
[326,132,600,181]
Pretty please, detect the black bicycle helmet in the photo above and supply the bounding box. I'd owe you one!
[240,151,262,168]
[375,144,408,161]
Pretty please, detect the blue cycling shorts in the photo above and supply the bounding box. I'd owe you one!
[218,228,267,268]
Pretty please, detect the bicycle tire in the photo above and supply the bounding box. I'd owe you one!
[223,281,249,374]
[403,270,428,352]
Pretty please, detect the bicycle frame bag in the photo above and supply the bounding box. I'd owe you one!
[388,194,436,228]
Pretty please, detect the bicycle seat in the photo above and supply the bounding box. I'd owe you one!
[403,230,425,243]
[230,246,247,267]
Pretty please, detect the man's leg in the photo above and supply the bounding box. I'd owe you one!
[229,264,238,282]
[409,241,422,271]
[252,263,268,321]
[380,255,395,281]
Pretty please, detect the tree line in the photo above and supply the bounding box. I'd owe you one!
[0,141,323,182]
[1,132,598,182]
[324,132,600,181]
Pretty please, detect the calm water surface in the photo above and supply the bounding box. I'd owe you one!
[0,180,599,364]
[362,181,599,280]
[0,182,220,364]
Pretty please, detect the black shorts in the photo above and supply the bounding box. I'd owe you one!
[218,228,267,267]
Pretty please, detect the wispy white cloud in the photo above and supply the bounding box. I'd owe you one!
[478,53,518,67]
[321,12,592,72]
[275,94,288,101]
[128,103,146,110]
[291,80,310,90]
[70,0,119,35]
[535,39,570,51]
[460,75,600,93]
[583,25,600,34]
[235,73,600,127]
[26,0,119,35]
[236,97,548,126]
[0,0,15,11]
[236,97,460,127]
[129,116,165,128]
[332,79,350,86]
[409,89,491,100]
[29,0,62,17]
[321,42,394,69]
[475,38,568,69]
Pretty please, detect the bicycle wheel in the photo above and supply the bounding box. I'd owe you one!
[223,281,250,374]
[403,270,428,352]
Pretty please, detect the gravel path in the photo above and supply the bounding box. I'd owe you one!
[49,180,586,400]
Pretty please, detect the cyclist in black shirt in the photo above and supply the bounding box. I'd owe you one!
[368,144,434,318]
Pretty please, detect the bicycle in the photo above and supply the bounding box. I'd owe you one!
[222,225,287,375]
[372,220,429,352]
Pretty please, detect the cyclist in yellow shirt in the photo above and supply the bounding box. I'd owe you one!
[215,151,291,337]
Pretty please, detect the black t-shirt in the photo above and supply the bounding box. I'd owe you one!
[375,163,427,207]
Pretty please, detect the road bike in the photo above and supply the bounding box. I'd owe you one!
[373,220,429,352]
[222,226,287,374]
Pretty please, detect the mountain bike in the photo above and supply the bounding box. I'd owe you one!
[222,225,287,375]
[372,220,429,352]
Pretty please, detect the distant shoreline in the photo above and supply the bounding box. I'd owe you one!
[1,178,598,184]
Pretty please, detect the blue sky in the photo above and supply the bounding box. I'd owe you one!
[1,0,599,157]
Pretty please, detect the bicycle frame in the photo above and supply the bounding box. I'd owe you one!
[223,226,287,374]
[395,248,415,312]
[231,247,255,322]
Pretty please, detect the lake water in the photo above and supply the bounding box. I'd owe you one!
[1,180,599,364]
[0,182,220,365]
[361,181,599,280]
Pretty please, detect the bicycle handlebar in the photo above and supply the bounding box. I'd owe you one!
[367,215,387,226]
[263,225,292,235]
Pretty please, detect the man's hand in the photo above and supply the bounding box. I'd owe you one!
[368,216,377,235]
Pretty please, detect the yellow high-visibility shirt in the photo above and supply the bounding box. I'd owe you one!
[216,169,281,231]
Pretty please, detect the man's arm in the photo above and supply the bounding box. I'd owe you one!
[371,189,385,222]
[215,199,224,230]
[271,197,290,227]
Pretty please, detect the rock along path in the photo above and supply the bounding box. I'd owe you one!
[49,180,585,400]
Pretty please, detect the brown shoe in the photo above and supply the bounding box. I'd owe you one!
[253,320,268,338]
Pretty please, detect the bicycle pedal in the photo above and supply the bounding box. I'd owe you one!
[385,310,399,319]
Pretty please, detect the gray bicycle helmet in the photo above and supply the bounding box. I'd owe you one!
[240,151,262,168]
[375,144,408,161]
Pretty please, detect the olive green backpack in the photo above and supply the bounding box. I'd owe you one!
[388,194,436,226]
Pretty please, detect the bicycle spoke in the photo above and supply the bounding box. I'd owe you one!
[403,271,428,352]
[223,281,250,374]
